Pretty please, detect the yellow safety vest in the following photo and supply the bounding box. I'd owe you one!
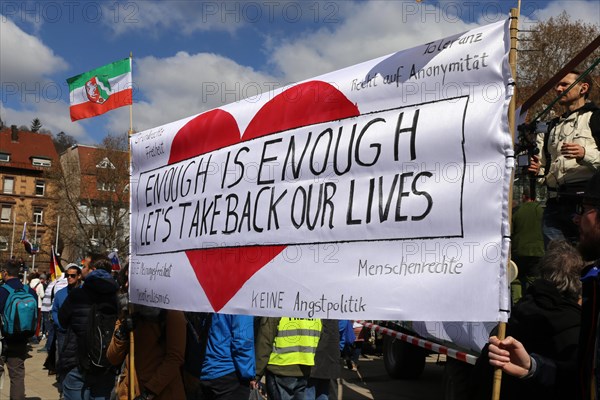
[268,317,322,366]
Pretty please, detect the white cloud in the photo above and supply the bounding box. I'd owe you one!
[0,17,79,141]
[267,1,479,82]
[0,16,68,83]
[530,0,600,26]
[105,51,280,133]
[100,1,244,36]
[0,101,90,142]
[6,0,596,142]
[100,1,352,37]
[102,1,491,133]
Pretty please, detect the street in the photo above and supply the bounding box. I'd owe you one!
[7,342,445,400]
[6,340,446,400]
[338,354,445,400]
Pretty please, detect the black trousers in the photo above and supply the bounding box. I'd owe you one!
[199,371,250,400]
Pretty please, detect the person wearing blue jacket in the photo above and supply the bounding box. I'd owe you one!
[199,313,255,399]
[338,320,356,370]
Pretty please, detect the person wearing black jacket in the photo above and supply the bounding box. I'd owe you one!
[309,319,340,400]
[58,255,119,400]
[487,171,600,399]
[472,240,582,399]
[53,264,82,395]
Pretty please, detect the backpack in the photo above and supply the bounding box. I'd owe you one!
[1,284,37,339]
[183,312,212,376]
[79,301,117,374]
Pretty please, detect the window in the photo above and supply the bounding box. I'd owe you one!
[33,207,43,225]
[0,205,11,223]
[2,177,14,194]
[32,157,51,167]
[88,228,101,247]
[0,153,9,162]
[97,182,116,192]
[0,237,8,251]
[96,157,115,169]
[35,180,45,196]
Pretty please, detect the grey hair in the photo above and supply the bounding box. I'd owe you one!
[538,240,583,301]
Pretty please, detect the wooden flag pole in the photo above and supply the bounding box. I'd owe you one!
[128,51,137,400]
[9,211,16,258]
[492,6,520,400]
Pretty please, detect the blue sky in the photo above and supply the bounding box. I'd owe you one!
[1,0,599,144]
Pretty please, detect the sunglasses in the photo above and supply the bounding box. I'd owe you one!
[575,203,598,216]
[66,273,79,278]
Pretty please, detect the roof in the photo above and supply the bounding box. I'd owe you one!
[69,144,127,175]
[0,128,59,171]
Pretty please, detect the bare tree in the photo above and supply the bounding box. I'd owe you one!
[50,133,129,261]
[518,11,600,119]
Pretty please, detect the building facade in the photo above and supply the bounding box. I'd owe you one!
[58,144,129,263]
[0,126,59,272]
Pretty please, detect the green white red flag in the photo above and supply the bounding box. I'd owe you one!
[67,57,132,121]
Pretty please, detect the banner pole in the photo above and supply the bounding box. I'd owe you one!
[55,214,60,251]
[31,219,38,272]
[129,52,133,136]
[10,212,16,258]
[127,50,137,400]
[492,6,520,400]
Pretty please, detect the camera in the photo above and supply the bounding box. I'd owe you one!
[515,121,546,168]
[517,153,531,167]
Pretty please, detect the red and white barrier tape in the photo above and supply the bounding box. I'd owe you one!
[356,320,478,366]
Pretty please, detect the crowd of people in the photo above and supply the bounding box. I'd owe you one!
[0,70,599,400]
[0,254,369,400]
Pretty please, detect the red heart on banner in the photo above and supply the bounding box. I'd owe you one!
[169,81,360,311]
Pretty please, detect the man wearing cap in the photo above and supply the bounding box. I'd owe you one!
[529,71,600,246]
[487,171,600,399]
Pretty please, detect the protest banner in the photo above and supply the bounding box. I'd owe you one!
[129,19,513,322]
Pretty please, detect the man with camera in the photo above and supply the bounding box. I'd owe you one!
[529,70,600,246]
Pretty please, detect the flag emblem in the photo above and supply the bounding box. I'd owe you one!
[85,76,110,104]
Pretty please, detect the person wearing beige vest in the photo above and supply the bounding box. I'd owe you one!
[529,70,600,246]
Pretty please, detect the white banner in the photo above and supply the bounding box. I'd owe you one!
[130,19,513,322]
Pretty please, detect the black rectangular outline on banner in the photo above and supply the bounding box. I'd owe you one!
[132,95,469,256]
